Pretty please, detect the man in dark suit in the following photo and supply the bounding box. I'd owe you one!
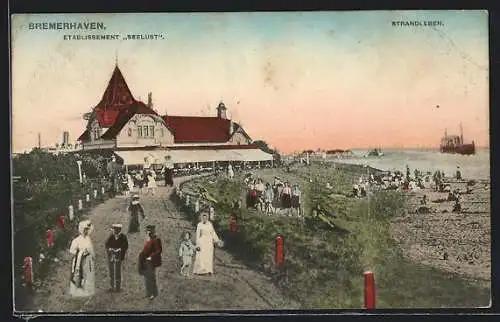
[138,225,163,300]
[105,224,129,292]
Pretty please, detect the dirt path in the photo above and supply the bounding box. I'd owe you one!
[33,176,298,312]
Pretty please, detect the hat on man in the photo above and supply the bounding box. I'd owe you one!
[146,225,156,233]
[111,224,123,230]
[132,194,140,199]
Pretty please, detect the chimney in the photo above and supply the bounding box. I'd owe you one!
[147,92,153,109]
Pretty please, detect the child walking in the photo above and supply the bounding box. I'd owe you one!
[178,231,197,276]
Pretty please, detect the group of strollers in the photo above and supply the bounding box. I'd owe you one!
[244,175,303,216]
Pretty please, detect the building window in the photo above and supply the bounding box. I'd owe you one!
[138,125,155,138]
[127,128,132,136]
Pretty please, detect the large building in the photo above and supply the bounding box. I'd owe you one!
[77,64,273,168]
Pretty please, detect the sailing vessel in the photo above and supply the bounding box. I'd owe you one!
[439,123,476,155]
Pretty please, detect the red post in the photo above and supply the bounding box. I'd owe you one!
[46,230,54,248]
[23,257,33,286]
[56,215,65,228]
[275,235,284,265]
[364,271,376,309]
[229,216,237,239]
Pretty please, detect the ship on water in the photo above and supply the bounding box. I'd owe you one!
[439,124,476,155]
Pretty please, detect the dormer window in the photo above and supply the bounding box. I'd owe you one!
[138,125,155,138]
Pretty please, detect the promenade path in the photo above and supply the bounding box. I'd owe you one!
[33,176,298,312]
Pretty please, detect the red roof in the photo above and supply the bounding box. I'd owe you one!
[95,65,136,110]
[163,116,234,143]
[101,102,158,139]
[167,144,260,150]
[95,109,121,128]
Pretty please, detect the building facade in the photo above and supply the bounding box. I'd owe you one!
[77,64,273,167]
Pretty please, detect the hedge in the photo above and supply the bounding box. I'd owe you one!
[13,150,120,310]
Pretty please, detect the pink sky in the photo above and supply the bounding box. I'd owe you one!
[11,12,489,153]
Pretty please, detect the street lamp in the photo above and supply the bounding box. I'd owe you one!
[76,160,83,184]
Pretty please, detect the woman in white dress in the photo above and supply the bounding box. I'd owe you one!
[69,220,95,297]
[192,212,223,275]
[127,172,135,195]
[147,170,157,195]
[227,164,234,179]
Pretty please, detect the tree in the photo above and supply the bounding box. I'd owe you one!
[253,140,274,154]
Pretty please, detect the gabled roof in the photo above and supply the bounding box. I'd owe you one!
[229,123,252,141]
[163,116,232,143]
[101,102,158,139]
[95,109,122,128]
[77,129,90,142]
[95,65,136,110]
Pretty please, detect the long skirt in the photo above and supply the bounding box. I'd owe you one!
[165,173,174,186]
[69,255,95,297]
[291,195,300,209]
[193,236,215,275]
[128,213,140,233]
[281,194,292,209]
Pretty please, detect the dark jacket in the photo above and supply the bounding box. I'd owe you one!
[105,233,129,261]
[138,237,162,272]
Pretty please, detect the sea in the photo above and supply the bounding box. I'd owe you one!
[329,148,490,180]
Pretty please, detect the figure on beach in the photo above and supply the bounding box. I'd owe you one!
[178,231,197,276]
[193,212,223,275]
[128,194,145,234]
[105,224,129,293]
[227,163,234,179]
[264,183,275,215]
[138,225,162,300]
[69,220,95,297]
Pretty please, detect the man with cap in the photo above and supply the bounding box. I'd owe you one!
[105,224,129,292]
[138,225,163,300]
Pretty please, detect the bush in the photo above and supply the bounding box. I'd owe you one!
[12,150,114,310]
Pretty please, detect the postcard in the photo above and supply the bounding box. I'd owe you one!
[11,11,490,314]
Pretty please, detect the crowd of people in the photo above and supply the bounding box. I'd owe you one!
[350,165,467,213]
[243,175,303,217]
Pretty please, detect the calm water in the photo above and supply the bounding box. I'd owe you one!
[329,148,490,180]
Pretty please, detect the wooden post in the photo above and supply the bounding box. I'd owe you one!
[364,271,376,309]
[23,257,33,287]
[275,235,284,265]
[229,216,237,239]
[46,230,54,248]
[68,205,74,221]
[56,215,65,228]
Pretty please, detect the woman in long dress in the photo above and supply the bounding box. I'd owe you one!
[69,220,95,297]
[192,213,223,275]
[147,171,157,195]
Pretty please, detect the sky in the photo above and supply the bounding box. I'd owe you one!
[11,11,489,153]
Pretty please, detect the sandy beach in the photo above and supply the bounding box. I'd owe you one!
[391,177,490,286]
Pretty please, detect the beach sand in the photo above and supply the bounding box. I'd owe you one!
[390,178,490,286]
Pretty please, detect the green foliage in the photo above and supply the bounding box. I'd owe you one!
[13,150,113,310]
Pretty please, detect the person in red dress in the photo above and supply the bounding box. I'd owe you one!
[138,225,162,300]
